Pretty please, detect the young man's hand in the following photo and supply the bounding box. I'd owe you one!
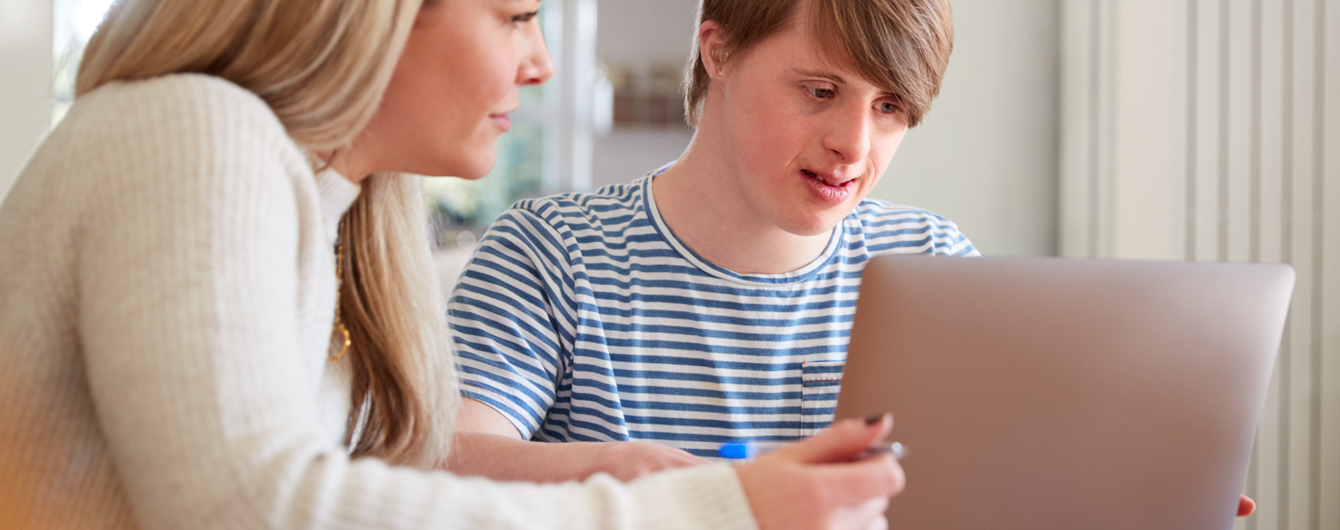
[446,398,712,482]
[1238,495,1256,516]
[587,441,712,481]
[734,414,904,530]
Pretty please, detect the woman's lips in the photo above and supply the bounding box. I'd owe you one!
[490,114,511,132]
[801,169,854,206]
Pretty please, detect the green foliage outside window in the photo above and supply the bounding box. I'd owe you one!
[423,121,544,245]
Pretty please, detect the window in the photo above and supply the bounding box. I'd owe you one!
[52,0,114,124]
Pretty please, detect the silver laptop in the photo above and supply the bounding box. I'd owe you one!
[833,255,1294,530]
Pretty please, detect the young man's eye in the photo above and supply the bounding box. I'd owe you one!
[876,101,902,114]
[806,87,836,99]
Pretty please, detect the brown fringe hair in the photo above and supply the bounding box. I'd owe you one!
[683,0,954,128]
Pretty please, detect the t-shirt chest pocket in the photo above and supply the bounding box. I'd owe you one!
[800,359,845,436]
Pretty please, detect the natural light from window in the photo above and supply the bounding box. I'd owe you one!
[53,0,116,123]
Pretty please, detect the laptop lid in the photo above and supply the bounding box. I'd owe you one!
[833,255,1294,530]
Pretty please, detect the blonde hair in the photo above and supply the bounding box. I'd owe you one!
[78,0,456,467]
[683,0,954,128]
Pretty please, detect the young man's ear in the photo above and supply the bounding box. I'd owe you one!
[698,20,728,78]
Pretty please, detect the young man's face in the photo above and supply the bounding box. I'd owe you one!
[709,15,910,236]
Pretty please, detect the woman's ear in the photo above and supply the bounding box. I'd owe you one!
[698,20,728,78]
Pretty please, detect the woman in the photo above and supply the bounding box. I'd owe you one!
[0,0,903,529]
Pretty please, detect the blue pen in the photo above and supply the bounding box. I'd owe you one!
[718,441,906,461]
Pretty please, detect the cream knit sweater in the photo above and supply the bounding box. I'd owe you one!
[0,74,758,530]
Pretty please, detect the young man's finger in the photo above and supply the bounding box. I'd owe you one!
[1238,495,1256,517]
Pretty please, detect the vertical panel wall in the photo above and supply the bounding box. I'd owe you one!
[1059,1,1338,529]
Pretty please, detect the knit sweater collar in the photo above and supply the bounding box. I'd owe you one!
[315,168,362,244]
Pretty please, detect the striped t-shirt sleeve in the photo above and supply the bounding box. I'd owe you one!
[858,201,979,257]
[448,207,575,438]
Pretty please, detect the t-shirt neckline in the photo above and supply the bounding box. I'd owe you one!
[640,168,845,286]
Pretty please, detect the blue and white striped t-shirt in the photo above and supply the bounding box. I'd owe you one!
[448,173,977,458]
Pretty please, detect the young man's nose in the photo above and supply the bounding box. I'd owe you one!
[821,103,871,164]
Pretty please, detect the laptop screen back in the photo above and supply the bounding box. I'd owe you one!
[834,256,1293,530]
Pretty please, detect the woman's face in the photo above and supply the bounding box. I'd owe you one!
[351,0,553,180]
[705,15,910,236]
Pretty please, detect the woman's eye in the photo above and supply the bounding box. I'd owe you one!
[510,11,538,25]
[876,101,901,114]
[807,87,836,99]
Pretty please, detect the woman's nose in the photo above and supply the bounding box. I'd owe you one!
[520,31,555,86]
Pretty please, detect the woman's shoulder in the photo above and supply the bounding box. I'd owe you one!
[78,74,273,119]
[71,73,292,147]
[43,74,311,193]
[14,73,316,233]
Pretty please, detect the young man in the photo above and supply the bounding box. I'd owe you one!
[441,0,1260,516]
[442,0,970,484]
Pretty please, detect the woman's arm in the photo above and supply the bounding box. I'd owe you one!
[70,75,758,530]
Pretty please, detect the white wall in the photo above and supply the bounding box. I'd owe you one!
[595,0,697,79]
[592,128,692,189]
[874,0,1061,256]
[0,0,54,200]
[591,0,698,190]
[1060,2,1340,527]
